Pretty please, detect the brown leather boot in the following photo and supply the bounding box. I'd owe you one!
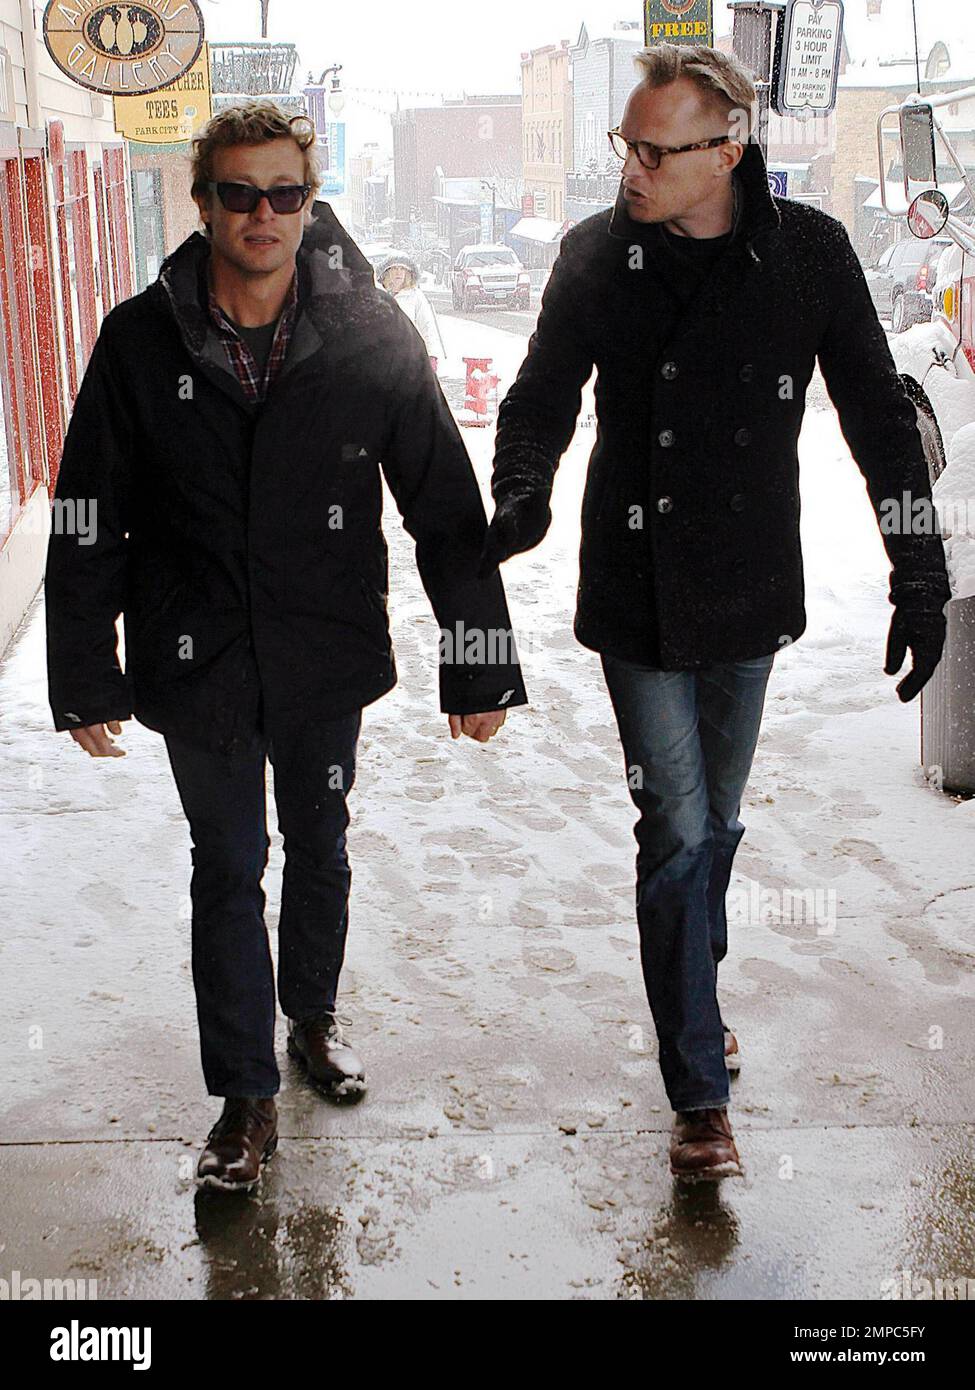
[196,1097,278,1192]
[287,1015,367,1100]
[669,1106,743,1182]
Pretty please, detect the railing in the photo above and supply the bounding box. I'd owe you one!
[209,43,298,96]
[567,171,620,204]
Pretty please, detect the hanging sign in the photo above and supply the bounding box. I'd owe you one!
[113,41,210,142]
[773,0,844,119]
[644,0,713,46]
[43,1,205,97]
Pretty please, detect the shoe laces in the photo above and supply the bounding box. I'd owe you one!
[302,1012,354,1044]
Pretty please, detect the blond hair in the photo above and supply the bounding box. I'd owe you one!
[190,100,322,205]
[632,44,756,135]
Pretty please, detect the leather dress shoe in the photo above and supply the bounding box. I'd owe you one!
[724,1026,741,1073]
[287,1014,367,1100]
[669,1106,743,1182]
[196,1097,278,1192]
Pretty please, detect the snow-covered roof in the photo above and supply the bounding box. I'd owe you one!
[572,20,643,52]
[455,242,519,255]
[840,0,975,87]
[507,216,564,243]
[863,178,965,212]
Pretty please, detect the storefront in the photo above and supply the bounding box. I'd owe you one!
[506,215,566,277]
[0,10,136,656]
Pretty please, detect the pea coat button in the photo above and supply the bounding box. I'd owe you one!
[739,363,755,382]
[733,557,747,574]
[657,496,673,514]
[658,429,675,447]
[730,493,746,512]
[734,428,751,446]
[660,361,679,380]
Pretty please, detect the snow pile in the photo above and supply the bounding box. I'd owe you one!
[925,372,975,458]
[933,426,975,524]
[934,423,975,600]
[888,322,975,598]
[889,322,953,383]
[890,325,975,453]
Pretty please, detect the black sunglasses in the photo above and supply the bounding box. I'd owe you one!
[608,129,733,171]
[207,180,311,214]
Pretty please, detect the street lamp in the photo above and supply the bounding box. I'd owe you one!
[318,64,345,115]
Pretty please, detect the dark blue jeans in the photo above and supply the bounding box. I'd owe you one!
[164,708,362,1098]
[600,650,776,1112]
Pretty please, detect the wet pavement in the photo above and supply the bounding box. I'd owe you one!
[2,410,974,1300]
[426,286,538,339]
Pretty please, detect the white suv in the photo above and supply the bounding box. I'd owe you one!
[451,244,531,311]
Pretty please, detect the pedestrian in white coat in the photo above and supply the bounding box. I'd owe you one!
[377,252,447,371]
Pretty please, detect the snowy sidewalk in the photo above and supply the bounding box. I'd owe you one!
[1,327,974,1297]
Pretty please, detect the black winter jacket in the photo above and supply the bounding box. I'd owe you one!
[491,139,951,669]
[45,202,527,754]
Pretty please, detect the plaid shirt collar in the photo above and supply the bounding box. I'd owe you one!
[205,266,299,404]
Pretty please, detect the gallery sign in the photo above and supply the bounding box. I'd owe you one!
[43,0,205,97]
[112,41,210,142]
[644,0,713,47]
[772,0,844,119]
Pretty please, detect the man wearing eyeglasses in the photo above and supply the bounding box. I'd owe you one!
[481,45,950,1181]
[45,100,527,1191]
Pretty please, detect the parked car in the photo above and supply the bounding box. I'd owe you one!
[864,235,952,332]
[450,244,531,311]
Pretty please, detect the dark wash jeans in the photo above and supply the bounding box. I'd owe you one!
[600,649,776,1113]
[164,707,362,1098]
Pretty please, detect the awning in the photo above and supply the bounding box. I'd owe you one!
[507,216,564,244]
[863,179,965,212]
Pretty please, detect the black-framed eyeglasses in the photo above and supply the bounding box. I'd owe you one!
[608,129,733,171]
[207,181,311,214]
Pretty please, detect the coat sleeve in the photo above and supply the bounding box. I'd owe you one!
[45,317,134,732]
[491,230,596,502]
[414,290,446,360]
[816,217,951,611]
[380,315,529,716]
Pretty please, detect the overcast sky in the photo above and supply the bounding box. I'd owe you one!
[198,0,734,152]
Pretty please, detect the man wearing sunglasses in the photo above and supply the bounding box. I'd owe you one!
[481,45,949,1181]
[45,100,527,1191]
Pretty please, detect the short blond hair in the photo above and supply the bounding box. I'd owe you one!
[632,43,756,134]
[190,100,322,204]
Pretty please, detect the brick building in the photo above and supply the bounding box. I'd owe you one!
[391,95,522,224]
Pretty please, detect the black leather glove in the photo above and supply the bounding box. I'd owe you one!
[478,489,552,578]
[884,604,947,701]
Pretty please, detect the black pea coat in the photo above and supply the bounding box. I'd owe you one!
[45,203,527,754]
[492,140,951,668]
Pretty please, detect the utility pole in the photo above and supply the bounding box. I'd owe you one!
[481,181,497,243]
[260,1,270,39]
[729,1,786,158]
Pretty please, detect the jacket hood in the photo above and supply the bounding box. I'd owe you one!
[154,199,384,385]
[375,251,420,284]
[607,137,781,263]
